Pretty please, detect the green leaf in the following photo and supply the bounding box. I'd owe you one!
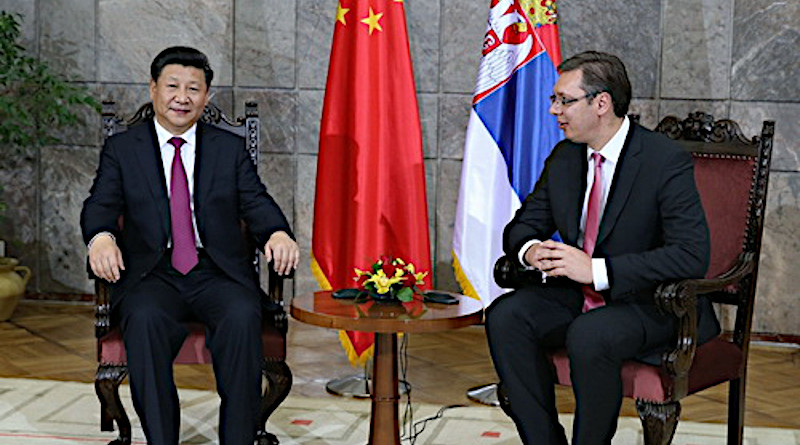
[397,287,413,302]
[0,11,99,150]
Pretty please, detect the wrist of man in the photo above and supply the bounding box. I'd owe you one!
[519,239,542,269]
[88,232,116,250]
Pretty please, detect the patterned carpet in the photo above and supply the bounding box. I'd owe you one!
[0,377,797,444]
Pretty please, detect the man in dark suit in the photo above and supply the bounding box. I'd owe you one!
[485,51,720,445]
[81,46,299,445]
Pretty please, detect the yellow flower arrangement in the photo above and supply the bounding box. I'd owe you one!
[353,256,428,302]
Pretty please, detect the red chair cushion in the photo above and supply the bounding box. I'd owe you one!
[549,337,743,402]
[100,322,286,365]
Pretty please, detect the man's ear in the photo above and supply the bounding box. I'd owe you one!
[595,91,614,117]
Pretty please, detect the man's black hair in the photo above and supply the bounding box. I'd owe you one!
[558,51,631,118]
[150,46,214,88]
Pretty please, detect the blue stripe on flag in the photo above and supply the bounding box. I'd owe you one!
[473,52,562,200]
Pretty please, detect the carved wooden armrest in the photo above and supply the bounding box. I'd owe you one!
[265,263,294,334]
[493,255,542,289]
[654,251,755,398]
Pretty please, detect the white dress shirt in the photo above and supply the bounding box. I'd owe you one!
[153,119,203,248]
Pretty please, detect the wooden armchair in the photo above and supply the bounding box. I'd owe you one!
[94,100,292,445]
[495,112,774,445]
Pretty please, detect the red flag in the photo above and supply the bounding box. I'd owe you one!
[311,0,432,367]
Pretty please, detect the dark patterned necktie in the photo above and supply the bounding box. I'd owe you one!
[168,137,198,274]
[582,152,605,312]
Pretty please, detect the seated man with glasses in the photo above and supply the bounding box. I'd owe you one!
[485,51,720,445]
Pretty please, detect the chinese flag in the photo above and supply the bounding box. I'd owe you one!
[311,0,432,367]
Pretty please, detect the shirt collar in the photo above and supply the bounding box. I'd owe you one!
[586,115,629,165]
[153,119,198,148]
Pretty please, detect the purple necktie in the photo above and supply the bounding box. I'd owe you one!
[582,152,605,312]
[168,137,198,274]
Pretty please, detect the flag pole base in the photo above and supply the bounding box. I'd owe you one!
[325,374,410,398]
[466,382,500,406]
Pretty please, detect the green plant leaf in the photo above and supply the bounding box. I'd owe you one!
[397,287,413,302]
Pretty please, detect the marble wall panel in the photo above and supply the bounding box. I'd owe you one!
[297,90,324,155]
[48,84,103,149]
[0,0,36,54]
[418,93,438,159]
[406,0,440,93]
[235,0,296,88]
[0,146,38,287]
[439,0,484,93]
[39,146,96,293]
[210,88,235,119]
[297,0,336,90]
[259,154,295,229]
[754,172,800,335]
[660,0,732,100]
[98,0,233,85]
[438,94,472,160]
[235,89,296,154]
[97,84,151,117]
[657,100,730,125]
[294,154,319,298]
[424,159,437,271]
[258,153,296,297]
[434,159,461,292]
[39,0,95,81]
[559,0,661,99]
[732,0,800,101]
[628,99,659,130]
[730,102,800,172]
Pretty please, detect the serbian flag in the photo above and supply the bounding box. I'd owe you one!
[452,0,562,306]
[312,0,432,367]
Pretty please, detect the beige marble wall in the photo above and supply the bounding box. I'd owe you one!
[0,0,798,336]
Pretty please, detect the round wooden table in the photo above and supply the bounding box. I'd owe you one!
[290,291,484,445]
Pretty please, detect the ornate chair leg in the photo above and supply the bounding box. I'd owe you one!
[255,359,293,445]
[96,364,132,445]
[728,377,745,445]
[636,400,680,445]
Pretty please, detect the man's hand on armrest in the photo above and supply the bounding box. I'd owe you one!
[263,231,299,276]
[525,240,593,285]
[88,233,125,283]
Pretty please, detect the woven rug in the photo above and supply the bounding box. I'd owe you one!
[0,377,796,444]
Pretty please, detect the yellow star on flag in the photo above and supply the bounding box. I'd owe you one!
[360,7,384,34]
[336,3,350,25]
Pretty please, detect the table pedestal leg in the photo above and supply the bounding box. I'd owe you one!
[368,332,400,445]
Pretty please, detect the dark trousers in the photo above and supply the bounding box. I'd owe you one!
[485,285,675,445]
[116,251,262,445]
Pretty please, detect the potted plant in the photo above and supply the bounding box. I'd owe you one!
[0,11,99,319]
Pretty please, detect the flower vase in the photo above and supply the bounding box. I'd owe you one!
[0,257,31,321]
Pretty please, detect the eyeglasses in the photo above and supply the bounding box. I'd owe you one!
[549,90,605,108]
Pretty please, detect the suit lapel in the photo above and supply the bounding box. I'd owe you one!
[597,124,641,247]
[194,122,219,237]
[564,144,588,244]
[133,121,170,236]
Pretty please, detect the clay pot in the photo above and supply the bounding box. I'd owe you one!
[0,257,31,321]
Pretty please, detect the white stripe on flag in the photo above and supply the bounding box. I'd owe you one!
[453,110,521,307]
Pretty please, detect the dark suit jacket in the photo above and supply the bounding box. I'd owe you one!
[80,120,292,306]
[504,122,720,345]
